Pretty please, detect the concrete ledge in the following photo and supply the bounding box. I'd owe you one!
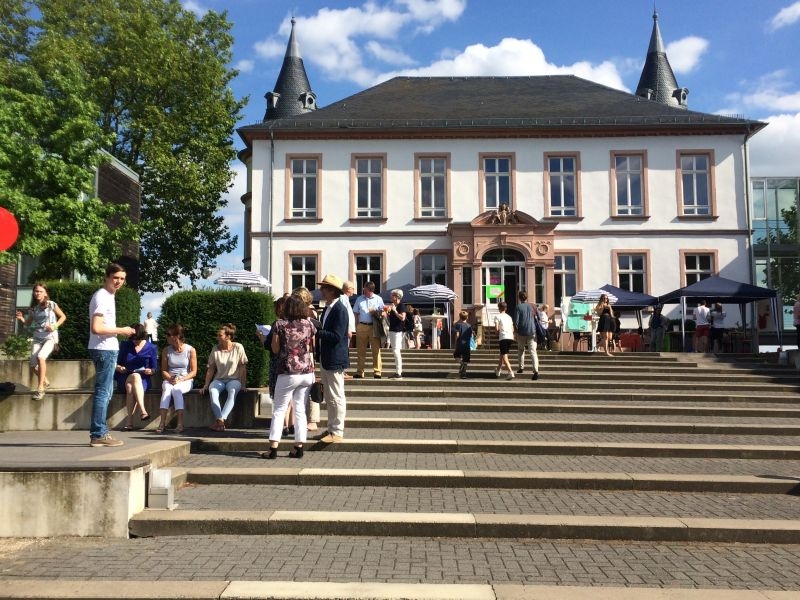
[127,509,800,543]
[0,388,263,431]
[0,581,796,600]
[183,467,800,494]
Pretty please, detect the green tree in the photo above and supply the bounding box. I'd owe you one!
[0,0,135,281]
[1,0,245,291]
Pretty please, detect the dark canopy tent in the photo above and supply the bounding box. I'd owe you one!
[658,276,781,351]
[600,284,659,309]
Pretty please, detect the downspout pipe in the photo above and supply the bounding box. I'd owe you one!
[268,126,275,286]
[742,127,758,349]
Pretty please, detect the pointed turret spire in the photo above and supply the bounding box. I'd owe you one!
[264,18,317,121]
[635,10,688,109]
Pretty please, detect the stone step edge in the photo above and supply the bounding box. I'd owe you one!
[1,581,795,600]
[179,467,800,494]
[339,401,800,416]
[313,417,800,435]
[191,438,800,460]
[342,391,800,403]
[128,509,800,544]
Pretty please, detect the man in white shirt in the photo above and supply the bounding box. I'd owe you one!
[692,299,710,353]
[88,263,136,447]
[352,281,385,379]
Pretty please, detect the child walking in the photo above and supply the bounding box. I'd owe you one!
[452,310,473,379]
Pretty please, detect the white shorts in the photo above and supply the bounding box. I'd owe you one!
[30,338,56,367]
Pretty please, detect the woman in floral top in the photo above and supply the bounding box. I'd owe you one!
[263,295,317,459]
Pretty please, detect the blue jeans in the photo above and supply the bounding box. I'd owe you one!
[89,349,118,439]
[209,379,241,421]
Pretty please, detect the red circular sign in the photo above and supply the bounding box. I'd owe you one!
[0,207,20,252]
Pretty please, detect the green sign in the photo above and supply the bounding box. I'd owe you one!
[487,284,504,299]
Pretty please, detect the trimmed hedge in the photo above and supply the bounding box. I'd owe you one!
[43,282,140,359]
[157,289,274,388]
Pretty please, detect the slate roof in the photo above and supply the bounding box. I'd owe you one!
[635,11,686,109]
[263,19,315,121]
[240,75,763,140]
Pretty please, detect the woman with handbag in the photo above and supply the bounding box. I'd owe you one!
[263,294,316,459]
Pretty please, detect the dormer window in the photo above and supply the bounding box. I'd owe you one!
[673,87,689,107]
[299,92,316,110]
[267,91,280,109]
[640,88,654,101]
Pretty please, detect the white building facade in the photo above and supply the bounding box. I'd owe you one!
[238,16,764,318]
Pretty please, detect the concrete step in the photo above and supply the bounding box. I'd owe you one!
[188,436,800,459]
[177,466,800,494]
[128,508,800,544]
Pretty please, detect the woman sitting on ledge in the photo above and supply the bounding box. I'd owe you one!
[199,323,248,432]
[117,323,158,429]
[156,324,197,434]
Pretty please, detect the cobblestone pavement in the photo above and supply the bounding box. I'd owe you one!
[173,484,800,520]
[1,536,800,589]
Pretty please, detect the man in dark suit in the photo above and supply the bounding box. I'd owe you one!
[316,274,350,443]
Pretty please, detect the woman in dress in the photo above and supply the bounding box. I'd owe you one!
[156,324,197,434]
[15,283,66,400]
[263,294,316,459]
[199,323,248,432]
[411,308,424,349]
[117,323,159,429]
[595,294,615,356]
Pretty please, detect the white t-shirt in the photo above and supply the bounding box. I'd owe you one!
[88,287,119,351]
[693,305,710,326]
[494,312,515,341]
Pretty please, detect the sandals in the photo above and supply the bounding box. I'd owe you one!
[155,426,165,434]
[210,420,225,432]
[174,426,184,434]
[141,413,151,421]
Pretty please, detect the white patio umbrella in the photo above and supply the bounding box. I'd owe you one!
[572,288,618,304]
[214,269,271,290]
[410,283,457,304]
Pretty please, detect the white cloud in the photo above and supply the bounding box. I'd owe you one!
[181,0,207,17]
[664,36,709,74]
[727,70,800,113]
[374,38,627,91]
[395,0,466,34]
[749,113,800,176]
[234,59,254,74]
[366,41,415,66]
[769,2,800,31]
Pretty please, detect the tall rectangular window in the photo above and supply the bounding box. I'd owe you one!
[554,254,578,304]
[354,255,382,292]
[355,157,383,218]
[461,267,473,305]
[679,153,712,216]
[417,156,447,218]
[289,255,317,291]
[482,156,511,210]
[616,253,646,293]
[683,253,714,285]
[546,154,579,217]
[613,153,644,216]
[420,254,447,285]
[290,157,318,218]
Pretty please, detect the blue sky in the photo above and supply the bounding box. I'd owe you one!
[143,0,800,315]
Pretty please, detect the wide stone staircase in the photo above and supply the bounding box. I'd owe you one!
[119,347,800,592]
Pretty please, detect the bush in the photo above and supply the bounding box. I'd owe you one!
[43,282,140,359]
[2,333,32,359]
[158,289,274,388]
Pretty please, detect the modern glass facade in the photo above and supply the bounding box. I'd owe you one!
[750,177,800,329]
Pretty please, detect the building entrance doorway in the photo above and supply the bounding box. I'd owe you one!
[482,248,526,315]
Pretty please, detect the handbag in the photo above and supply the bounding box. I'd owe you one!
[309,381,324,403]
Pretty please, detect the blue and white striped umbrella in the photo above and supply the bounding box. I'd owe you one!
[214,269,271,289]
